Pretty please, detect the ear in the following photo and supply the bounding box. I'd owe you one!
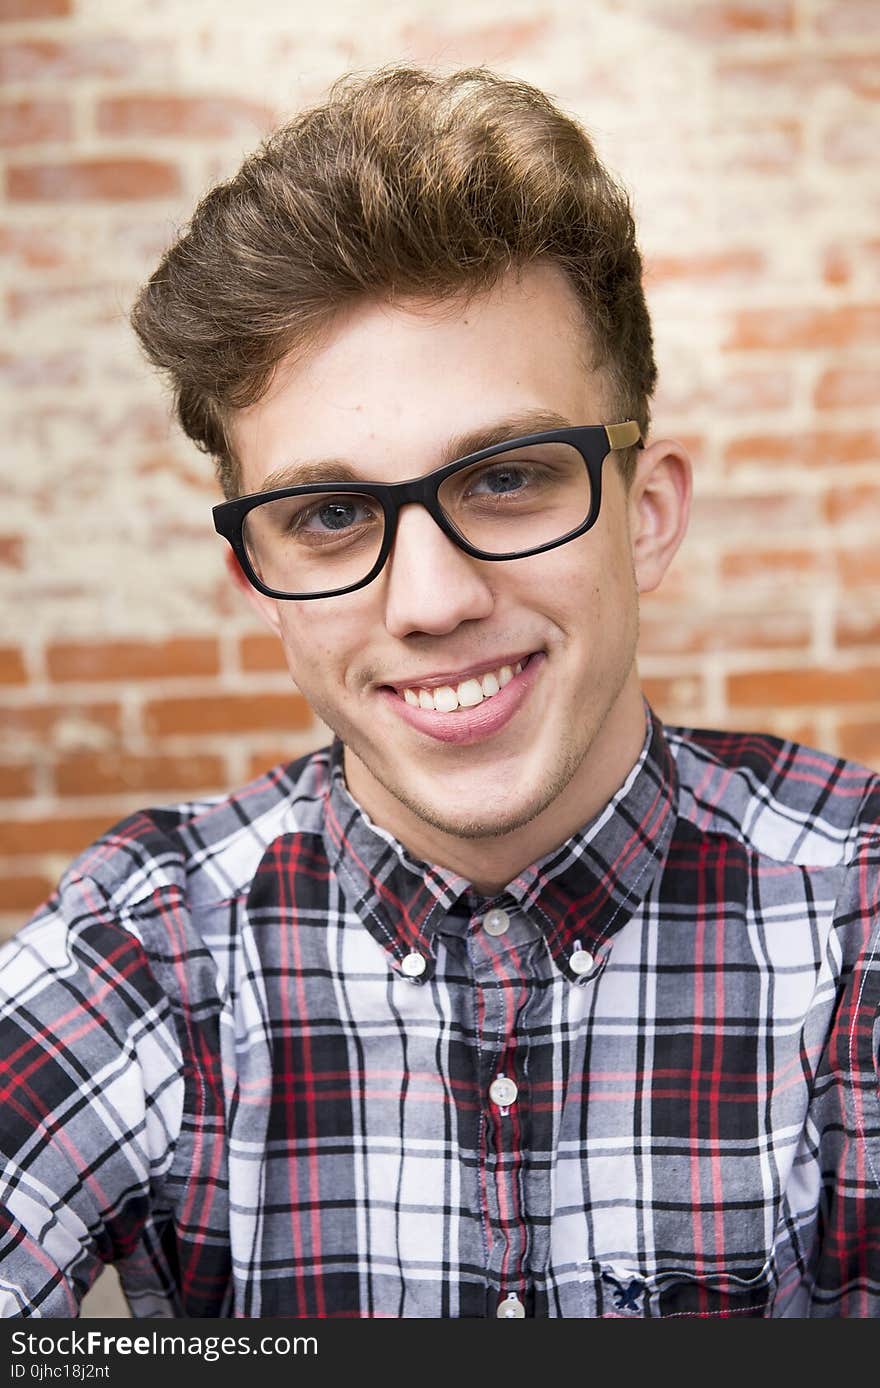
[627,438,692,594]
[224,546,283,635]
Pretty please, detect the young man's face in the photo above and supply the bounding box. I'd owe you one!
[230,263,672,887]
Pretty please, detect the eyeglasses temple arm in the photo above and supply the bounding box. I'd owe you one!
[604,421,642,451]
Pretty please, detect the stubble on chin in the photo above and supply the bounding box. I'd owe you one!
[343,727,589,843]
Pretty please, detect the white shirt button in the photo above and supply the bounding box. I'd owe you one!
[482,908,510,937]
[497,1294,526,1318]
[400,952,426,978]
[489,1075,518,1107]
[570,949,595,976]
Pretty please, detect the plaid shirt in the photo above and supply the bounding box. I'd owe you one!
[2,708,879,1319]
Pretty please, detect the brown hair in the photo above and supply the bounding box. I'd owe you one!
[131,65,656,498]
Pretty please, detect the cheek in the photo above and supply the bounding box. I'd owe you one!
[531,532,636,629]
[275,605,371,694]
[277,614,342,682]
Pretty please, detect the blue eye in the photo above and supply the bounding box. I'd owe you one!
[473,466,529,495]
[308,500,365,531]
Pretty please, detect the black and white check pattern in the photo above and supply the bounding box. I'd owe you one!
[1,708,879,1317]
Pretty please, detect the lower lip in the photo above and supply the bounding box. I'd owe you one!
[378,653,545,746]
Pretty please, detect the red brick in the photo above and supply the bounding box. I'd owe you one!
[822,240,880,287]
[814,1,880,40]
[640,674,704,717]
[55,751,226,797]
[0,0,71,16]
[835,610,880,649]
[646,249,765,284]
[719,56,880,101]
[0,351,85,389]
[0,99,72,147]
[728,665,880,708]
[136,450,219,495]
[714,369,793,413]
[0,813,115,856]
[6,282,115,324]
[239,633,288,673]
[835,546,880,586]
[144,692,313,737]
[96,94,275,140]
[400,16,551,62]
[652,2,794,38]
[7,158,181,202]
[0,223,69,270]
[689,490,820,538]
[0,701,121,746]
[721,120,802,175]
[826,484,880,526]
[837,719,880,771]
[830,58,880,101]
[814,367,880,410]
[823,246,850,287]
[0,647,26,685]
[0,763,34,797]
[47,637,219,683]
[725,305,880,351]
[824,116,880,165]
[0,37,168,84]
[724,429,880,472]
[0,875,55,916]
[639,609,811,656]
[246,748,306,780]
[721,548,821,582]
[774,720,820,748]
[0,535,23,568]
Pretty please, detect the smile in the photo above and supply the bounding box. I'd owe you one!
[380,652,544,746]
[400,660,525,714]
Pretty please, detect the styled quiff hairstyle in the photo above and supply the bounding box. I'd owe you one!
[131,65,656,499]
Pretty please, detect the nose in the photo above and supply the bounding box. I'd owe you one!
[382,503,495,638]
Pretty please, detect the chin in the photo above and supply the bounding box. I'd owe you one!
[395,777,561,842]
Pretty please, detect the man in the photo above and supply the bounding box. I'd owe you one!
[1,65,879,1320]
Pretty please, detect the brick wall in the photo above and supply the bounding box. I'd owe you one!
[3,0,880,940]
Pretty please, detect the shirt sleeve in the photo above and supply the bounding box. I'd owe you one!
[806,781,880,1316]
[0,870,185,1317]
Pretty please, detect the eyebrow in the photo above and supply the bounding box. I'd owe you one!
[256,408,577,493]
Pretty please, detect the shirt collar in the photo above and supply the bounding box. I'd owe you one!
[320,703,679,984]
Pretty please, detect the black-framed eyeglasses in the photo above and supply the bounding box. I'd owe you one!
[213,421,642,601]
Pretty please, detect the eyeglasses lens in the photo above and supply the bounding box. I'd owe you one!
[242,441,592,598]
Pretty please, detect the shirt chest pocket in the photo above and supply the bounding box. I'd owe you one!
[580,1258,776,1318]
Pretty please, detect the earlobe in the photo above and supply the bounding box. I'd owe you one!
[223,546,284,635]
[629,439,693,595]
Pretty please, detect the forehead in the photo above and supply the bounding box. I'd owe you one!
[230,263,606,492]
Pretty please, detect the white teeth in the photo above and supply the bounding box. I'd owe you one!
[399,657,532,713]
[433,685,458,713]
[457,678,484,708]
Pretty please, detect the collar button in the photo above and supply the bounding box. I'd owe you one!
[570,948,595,976]
[482,908,510,936]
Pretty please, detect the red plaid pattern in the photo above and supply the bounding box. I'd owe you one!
[1,709,879,1317]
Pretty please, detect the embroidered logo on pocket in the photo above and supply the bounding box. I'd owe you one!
[601,1266,646,1313]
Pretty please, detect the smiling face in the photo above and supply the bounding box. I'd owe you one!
[230,262,674,890]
